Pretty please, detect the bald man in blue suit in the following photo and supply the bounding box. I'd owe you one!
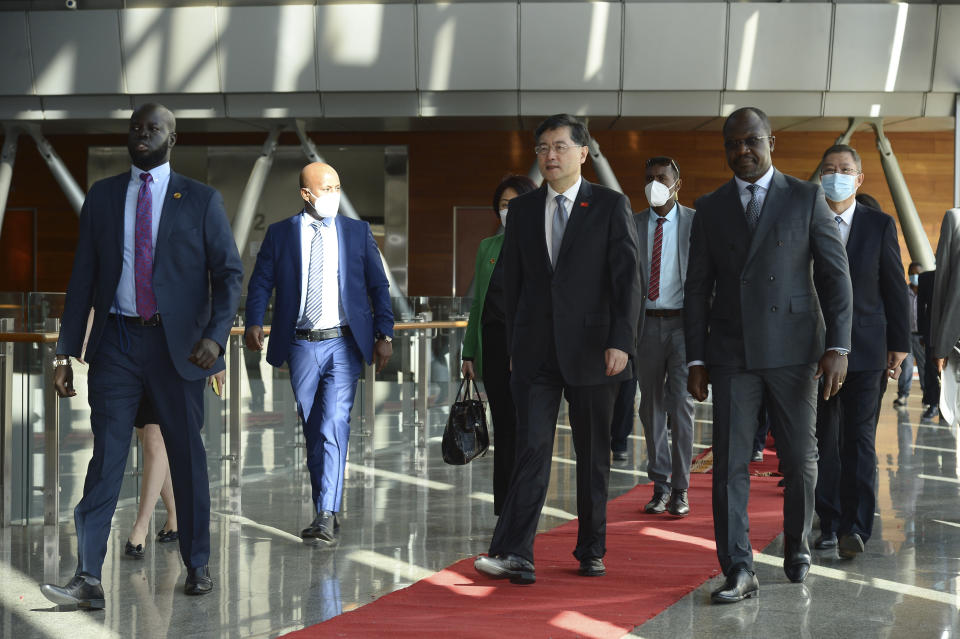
[245,162,394,545]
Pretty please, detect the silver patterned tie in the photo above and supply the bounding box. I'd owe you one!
[745,184,761,233]
[552,194,568,267]
[302,220,325,328]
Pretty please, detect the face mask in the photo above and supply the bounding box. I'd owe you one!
[645,180,674,208]
[821,173,858,202]
[499,208,508,227]
[309,191,340,218]
[909,274,919,286]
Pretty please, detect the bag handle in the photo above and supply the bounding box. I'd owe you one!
[456,377,483,402]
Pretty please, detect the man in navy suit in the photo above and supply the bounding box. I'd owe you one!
[813,144,909,558]
[245,162,394,544]
[42,103,243,607]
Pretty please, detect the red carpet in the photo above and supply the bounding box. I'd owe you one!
[283,453,784,639]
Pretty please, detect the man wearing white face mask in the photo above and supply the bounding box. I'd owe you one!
[611,156,696,517]
[813,144,909,558]
[245,162,394,544]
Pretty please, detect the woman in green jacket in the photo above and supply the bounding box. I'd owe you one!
[461,174,537,515]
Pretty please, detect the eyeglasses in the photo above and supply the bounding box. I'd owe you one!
[820,167,861,177]
[304,185,341,194]
[534,143,582,156]
[723,136,773,151]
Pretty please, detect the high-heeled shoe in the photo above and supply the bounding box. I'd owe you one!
[156,529,179,543]
[124,540,145,559]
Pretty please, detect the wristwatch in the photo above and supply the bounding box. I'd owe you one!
[53,355,71,367]
[375,331,393,343]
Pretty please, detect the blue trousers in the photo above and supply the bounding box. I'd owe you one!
[76,322,208,579]
[288,336,362,513]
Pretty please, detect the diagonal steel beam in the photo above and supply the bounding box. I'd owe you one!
[22,124,85,216]
[233,125,283,254]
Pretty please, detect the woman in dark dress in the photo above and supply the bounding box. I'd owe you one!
[461,174,536,515]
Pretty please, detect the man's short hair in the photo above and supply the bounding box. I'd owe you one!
[535,114,590,147]
[645,156,680,181]
[722,107,771,137]
[822,144,862,171]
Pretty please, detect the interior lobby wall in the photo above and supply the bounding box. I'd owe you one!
[0,127,953,295]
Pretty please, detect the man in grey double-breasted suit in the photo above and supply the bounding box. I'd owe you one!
[684,107,853,603]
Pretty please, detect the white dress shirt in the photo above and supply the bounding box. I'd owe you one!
[646,202,683,310]
[833,201,856,246]
[297,211,344,330]
[111,162,171,316]
[545,177,582,264]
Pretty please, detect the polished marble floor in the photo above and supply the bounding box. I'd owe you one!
[1,375,958,639]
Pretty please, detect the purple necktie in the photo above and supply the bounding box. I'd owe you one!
[134,172,157,320]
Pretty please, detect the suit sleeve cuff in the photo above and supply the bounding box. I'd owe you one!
[827,347,849,355]
[687,360,705,369]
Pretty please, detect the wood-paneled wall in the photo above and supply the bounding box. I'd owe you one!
[0,127,954,295]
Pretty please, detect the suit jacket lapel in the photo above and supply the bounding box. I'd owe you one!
[290,214,303,302]
[678,205,692,284]
[556,179,593,267]
[637,209,650,286]
[844,204,867,276]
[745,170,788,266]
[526,185,551,273]
[112,173,128,259]
[155,173,185,267]
[335,215,348,302]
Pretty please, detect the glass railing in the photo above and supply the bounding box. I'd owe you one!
[0,293,470,527]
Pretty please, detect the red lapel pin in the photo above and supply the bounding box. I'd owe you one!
[579,202,588,207]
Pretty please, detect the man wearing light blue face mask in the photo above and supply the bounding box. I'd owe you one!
[813,144,910,560]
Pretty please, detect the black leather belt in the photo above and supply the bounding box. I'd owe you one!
[109,313,161,326]
[646,309,682,318]
[295,325,351,342]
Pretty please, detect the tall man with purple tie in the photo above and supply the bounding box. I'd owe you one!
[43,103,243,607]
[245,162,394,545]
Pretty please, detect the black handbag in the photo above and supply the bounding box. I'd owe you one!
[441,379,490,465]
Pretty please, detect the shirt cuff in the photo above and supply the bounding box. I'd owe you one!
[827,347,849,355]
[687,360,705,368]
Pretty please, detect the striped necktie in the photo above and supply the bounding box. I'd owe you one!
[648,217,665,301]
[302,220,326,328]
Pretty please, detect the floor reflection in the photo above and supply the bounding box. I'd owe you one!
[2,375,959,638]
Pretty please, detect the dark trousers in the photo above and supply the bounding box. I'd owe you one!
[489,348,619,564]
[815,370,883,541]
[710,364,818,574]
[610,378,637,453]
[480,321,517,516]
[76,322,208,579]
[923,343,941,408]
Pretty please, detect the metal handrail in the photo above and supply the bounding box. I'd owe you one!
[0,317,468,526]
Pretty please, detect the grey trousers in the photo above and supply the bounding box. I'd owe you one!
[710,363,818,574]
[636,315,695,492]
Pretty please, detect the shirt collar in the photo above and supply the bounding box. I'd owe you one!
[301,210,333,228]
[131,162,170,184]
[734,165,774,195]
[649,201,678,223]
[837,200,857,226]
[546,177,583,204]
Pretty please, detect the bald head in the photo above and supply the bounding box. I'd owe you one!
[299,162,341,214]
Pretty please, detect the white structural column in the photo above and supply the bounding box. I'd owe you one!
[233,126,283,254]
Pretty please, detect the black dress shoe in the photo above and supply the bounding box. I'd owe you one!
[579,557,605,577]
[612,450,628,462]
[814,532,838,549]
[783,555,811,583]
[474,554,536,584]
[643,490,669,514]
[921,405,939,422]
[124,540,145,560]
[751,450,764,463]
[156,529,179,543]
[838,532,865,559]
[184,565,213,595]
[667,489,690,517]
[711,567,759,604]
[40,575,105,609]
[893,395,908,407]
[301,510,340,545]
